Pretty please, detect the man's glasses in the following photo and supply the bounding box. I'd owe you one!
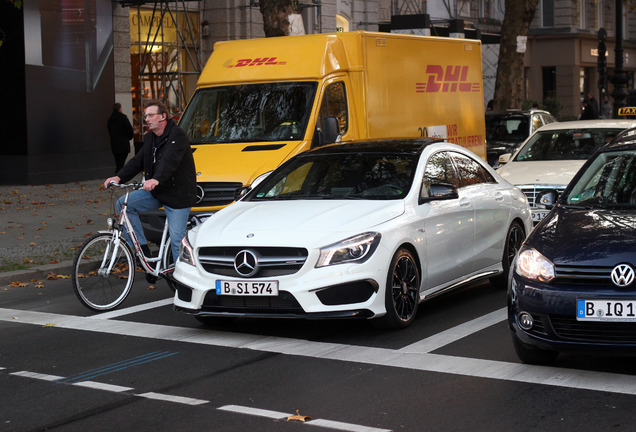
[144,112,161,119]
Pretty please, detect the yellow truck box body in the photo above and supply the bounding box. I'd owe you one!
[180,31,486,211]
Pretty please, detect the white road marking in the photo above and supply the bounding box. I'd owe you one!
[399,308,507,353]
[2,307,636,396]
[218,404,289,419]
[10,371,63,381]
[88,298,173,320]
[308,418,392,432]
[73,381,133,393]
[137,391,208,406]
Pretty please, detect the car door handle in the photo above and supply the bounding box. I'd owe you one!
[494,191,504,201]
[459,197,471,207]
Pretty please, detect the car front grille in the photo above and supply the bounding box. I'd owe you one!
[554,265,615,286]
[517,185,566,208]
[198,246,308,278]
[195,182,243,207]
[550,315,636,344]
[201,290,303,313]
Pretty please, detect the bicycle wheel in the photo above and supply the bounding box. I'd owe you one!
[72,233,136,311]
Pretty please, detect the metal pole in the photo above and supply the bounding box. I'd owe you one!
[609,0,628,118]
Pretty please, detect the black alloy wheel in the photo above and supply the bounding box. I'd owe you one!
[377,248,421,329]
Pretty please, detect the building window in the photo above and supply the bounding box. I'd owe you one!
[541,0,554,28]
[543,66,556,100]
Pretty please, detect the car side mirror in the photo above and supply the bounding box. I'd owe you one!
[498,153,511,165]
[420,183,459,204]
[312,116,340,148]
[535,189,559,209]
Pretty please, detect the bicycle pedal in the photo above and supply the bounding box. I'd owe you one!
[145,274,158,284]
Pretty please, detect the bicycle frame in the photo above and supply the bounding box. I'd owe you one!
[104,184,175,279]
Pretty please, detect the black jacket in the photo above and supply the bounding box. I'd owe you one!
[116,119,197,209]
[107,111,134,154]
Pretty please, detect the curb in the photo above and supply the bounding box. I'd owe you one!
[0,261,75,287]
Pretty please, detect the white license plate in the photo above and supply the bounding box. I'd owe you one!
[531,210,548,222]
[215,280,278,296]
[577,299,636,321]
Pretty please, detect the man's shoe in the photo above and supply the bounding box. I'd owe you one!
[145,273,158,284]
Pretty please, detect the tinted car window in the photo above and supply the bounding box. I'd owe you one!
[450,152,496,187]
[250,152,417,201]
[565,149,636,208]
[422,151,460,195]
[514,128,622,161]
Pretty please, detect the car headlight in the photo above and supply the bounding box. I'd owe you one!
[316,232,381,268]
[178,234,196,267]
[515,246,555,282]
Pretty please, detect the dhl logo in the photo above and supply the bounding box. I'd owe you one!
[225,57,286,68]
[618,107,636,116]
[416,65,480,93]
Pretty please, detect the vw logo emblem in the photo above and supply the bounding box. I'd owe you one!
[611,264,635,287]
[195,185,205,204]
[234,249,259,277]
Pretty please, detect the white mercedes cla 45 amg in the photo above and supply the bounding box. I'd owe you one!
[170,139,532,329]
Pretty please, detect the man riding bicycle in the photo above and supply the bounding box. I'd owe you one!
[104,100,196,269]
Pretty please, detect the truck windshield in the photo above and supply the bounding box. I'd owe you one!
[179,82,317,144]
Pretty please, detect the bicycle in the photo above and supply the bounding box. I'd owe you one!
[71,182,177,311]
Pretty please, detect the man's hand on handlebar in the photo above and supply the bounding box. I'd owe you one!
[104,176,121,189]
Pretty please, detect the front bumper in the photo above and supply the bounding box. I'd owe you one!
[508,272,636,352]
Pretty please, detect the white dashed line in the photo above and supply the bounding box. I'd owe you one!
[137,391,208,406]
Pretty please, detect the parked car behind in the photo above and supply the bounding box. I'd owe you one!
[170,139,532,329]
[485,109,557,167]
[508,127,636,364]
[496,119,636,224]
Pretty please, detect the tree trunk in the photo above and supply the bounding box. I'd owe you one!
[259,0,298,37]
[492,0,540,110]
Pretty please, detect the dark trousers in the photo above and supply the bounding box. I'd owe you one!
[114,152,128,173]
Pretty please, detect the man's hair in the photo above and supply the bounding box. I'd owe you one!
[113,102,121,112]
[145,99,169,116]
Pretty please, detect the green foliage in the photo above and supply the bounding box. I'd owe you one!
[522,98,563,120]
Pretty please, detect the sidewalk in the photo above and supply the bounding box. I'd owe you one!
[0,179,115,286]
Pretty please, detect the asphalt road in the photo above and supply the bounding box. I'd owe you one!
[2,274,636,431]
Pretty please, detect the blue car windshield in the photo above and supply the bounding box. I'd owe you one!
[565,149,636,209]
[514,128,622,161]
[248,153,418,201]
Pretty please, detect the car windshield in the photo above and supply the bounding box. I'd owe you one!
[179,82,317,144]
[248,152,418,201]
[486,115,529,142]
[564,149,636,209]
[514,128,621,161]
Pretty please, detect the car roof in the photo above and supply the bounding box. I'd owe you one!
[534,119,636,132]
[308,138,445,155]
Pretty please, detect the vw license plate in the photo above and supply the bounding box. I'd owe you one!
[216,280,278,296]
[577,299,636,321]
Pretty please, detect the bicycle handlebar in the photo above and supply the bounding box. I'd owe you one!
[107,181,143,190]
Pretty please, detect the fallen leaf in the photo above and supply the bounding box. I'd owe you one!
[24,258,35,263]
[45,272,58,280]
[148,285,156,290]
[50,259,58,264]
[287,411,312,423]
[42,323,56,328]
[35,283,45,288]
[10,281,28,287]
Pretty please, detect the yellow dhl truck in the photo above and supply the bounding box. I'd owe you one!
[179,30,486,213]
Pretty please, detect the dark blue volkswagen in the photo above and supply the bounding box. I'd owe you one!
[508,128,636,364]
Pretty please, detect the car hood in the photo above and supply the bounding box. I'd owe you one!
[528,206,636,266]
[497,160,586,186]
[192,200,405,246]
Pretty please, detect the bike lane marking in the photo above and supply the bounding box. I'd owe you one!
[2,307,636,396]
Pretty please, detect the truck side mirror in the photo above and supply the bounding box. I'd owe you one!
[312,116,340,148]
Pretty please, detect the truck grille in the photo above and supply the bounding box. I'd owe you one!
[198,246,308,278]
[518,185,565,207]
[195,182,243,207]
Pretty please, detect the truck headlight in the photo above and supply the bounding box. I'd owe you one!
[179,234,196,267]
[515,246,555,282]
[316,232,381,268]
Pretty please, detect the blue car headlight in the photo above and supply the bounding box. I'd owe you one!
[316,232,381,268]
[515,246,555,282]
